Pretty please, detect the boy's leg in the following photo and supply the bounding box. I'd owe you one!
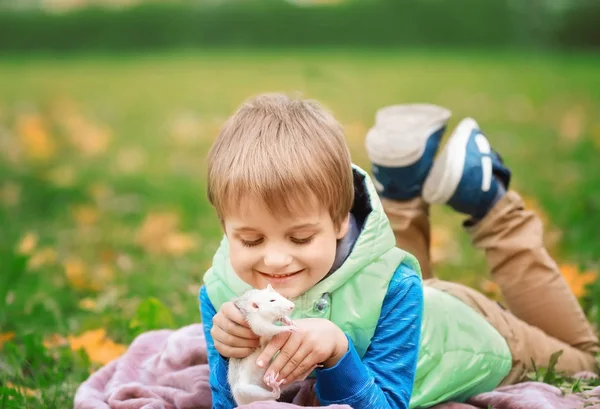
[380,197,433,279]
[365,104,452,279]
[423,117,599,361]
[427,278,597,383]
[468,191,599,353]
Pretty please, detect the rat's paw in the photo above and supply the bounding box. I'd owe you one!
[264,371,284,396]
[280,316,293,326]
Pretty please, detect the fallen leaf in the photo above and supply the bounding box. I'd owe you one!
[430,225,459,265]
[163,233,197,257]
[68,329,127,365]
[88,183,112,203]
[136,212,197,256]
[64,257,114,291]
[72,205,99,226]
[560,263,597,299]
[78,297,97,311]
[479,279,502,301]
[43,333,68,349]
[17,232,38,255]
[15,113,56,160]
[0,332,15,347]
[27,247,57,270]
[5,382,39,397]
[62,115,111,156]
[559,106,585,143]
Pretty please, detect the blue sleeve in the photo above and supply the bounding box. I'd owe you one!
[199,286,237,409]
[315,263,423,409]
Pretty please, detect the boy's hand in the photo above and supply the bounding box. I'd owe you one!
[256,318,348,386]
[211,301,260,358]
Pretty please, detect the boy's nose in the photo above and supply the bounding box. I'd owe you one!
[263,248,292,268]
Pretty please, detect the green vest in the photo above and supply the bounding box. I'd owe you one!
[203,165,512,408]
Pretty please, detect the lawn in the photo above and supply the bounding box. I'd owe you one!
[1,49,599,407]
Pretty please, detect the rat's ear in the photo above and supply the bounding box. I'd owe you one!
[266,284,274,291]
[251,302,259,310]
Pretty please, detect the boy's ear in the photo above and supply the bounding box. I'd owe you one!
[336,214,350,239]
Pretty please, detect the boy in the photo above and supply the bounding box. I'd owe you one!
[199,95,598,409]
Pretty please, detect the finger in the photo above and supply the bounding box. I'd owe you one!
[255,331,291,369]
[277,344,311,381]
[213,339,255,359]
[294,364,318,383]
[211,325,260,349]
[223,302,252,327]
[263,333,302,379]
[213,314,258,340]
[286,358,319,384]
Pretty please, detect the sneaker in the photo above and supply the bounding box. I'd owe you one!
[422,117,511,219]
[365,104,452,200]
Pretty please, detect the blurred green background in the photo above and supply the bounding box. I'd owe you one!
[0,0,599,407]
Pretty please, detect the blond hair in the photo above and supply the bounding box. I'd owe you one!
[207,93,354,228]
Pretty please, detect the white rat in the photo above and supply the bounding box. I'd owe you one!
[227,284,298,406]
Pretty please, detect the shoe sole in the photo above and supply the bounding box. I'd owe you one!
[366,104,451,167]
[422,117,480,204]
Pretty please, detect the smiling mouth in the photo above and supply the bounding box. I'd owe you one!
[257,269,304,278]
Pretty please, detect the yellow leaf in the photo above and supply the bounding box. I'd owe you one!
[43,333,68,349]
[479,279,503,301]
[72,205,99,226]
[136,212,196,256]
[68,329,127,365]
[164,233,197,257]
[64,257,114,291]
[64,257,98,291]
[17,232,38,255]
[27,247,57,270]
[560,263,597,299]
[430,225,459,265]
[0,332,15,347]
[5,382,39,397]
[15,113,56,160]
[559,106,585,143]
[88,183,112,203]
[78,298,97,311]
[62,115,111,156]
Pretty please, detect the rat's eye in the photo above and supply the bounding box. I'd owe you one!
[270,299,276,302]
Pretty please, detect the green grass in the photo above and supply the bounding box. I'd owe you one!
[0,49,599,407]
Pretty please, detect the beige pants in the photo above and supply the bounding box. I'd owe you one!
[382,190,599,384]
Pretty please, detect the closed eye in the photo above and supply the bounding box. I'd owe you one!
[241,238,263,248]
[291,235,314,245]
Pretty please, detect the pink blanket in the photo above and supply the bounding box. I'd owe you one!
[74,325,600,409]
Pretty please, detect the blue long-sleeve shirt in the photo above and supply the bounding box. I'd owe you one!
[199,262,423,409]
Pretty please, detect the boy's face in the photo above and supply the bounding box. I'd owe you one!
[224,198,349,299]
